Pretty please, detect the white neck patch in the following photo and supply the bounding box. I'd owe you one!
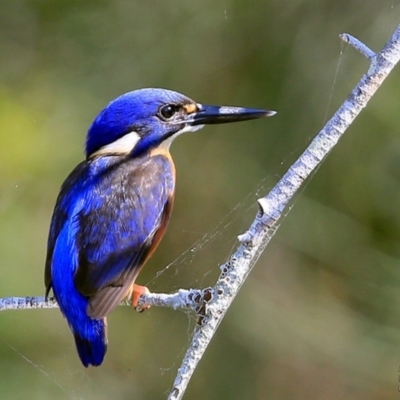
[159,124,205,150]
[90,131,141,157]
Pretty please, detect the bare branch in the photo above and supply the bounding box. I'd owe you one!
[167,25,400,400]
[0,296,57,311]
[0,289,208,312]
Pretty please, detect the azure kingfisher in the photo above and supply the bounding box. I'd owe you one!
[44,88,276,367]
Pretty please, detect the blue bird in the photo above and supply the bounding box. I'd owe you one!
[44,88,276,367]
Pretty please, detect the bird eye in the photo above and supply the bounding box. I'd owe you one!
[159,104,178,120]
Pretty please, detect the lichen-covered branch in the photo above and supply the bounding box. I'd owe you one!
[0,289,208,312]
[166,26,400,400]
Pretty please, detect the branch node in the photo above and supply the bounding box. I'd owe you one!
[237,231,253,244]
[257,197,270,215]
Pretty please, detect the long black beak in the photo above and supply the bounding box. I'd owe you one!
[191,104,276,126]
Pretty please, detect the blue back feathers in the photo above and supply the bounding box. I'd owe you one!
[47,152,175,367]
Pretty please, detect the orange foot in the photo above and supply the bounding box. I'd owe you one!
[131,284,151,312]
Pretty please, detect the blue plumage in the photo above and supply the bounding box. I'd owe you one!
[45,88,275,366]
[51,221,106,367]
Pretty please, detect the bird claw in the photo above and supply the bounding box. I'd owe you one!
[131,284,151,313]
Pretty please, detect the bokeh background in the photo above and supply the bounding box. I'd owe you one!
[1,1,400,399]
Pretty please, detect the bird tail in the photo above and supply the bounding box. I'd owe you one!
[49,224,108,367]
[72,317,108,367]
[54,288,108,367]
[53,275,108,367]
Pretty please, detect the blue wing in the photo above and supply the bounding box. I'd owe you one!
[45,153,175,365]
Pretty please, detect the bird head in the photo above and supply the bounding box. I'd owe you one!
[86,88,276,158]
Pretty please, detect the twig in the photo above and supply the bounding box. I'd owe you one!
[339,33,376,59]
[0,289,207,312]
[0,296,57,311]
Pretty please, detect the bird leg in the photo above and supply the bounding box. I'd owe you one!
[131,283,151,312]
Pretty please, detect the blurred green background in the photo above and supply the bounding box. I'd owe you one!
[1,1,400,399]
